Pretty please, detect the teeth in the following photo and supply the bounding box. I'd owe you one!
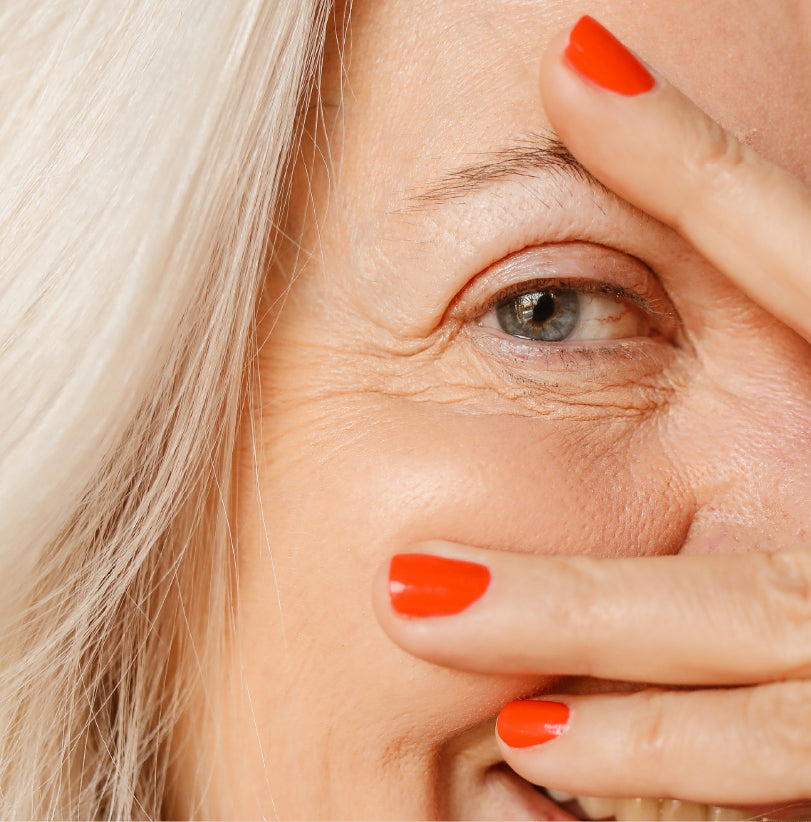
[578,795,621,819]
[546,791,758,821]
[546,788,577,803]
[617,797,664,820]
[707,809,751,821]
[660,799,708,820]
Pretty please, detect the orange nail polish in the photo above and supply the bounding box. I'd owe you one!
[564,15,655,95]
[388,553,490,617]
[497,700,570,748]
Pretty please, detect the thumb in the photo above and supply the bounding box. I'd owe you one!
[540,15,811,340]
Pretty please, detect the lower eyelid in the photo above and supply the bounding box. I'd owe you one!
[463,322,678,385]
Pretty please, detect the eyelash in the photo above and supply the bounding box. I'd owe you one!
[477,277,651,317]
[464,275,677,376]
[449,242,681,373]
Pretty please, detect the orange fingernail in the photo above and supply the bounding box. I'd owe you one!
[564,15,655,95]
[388,553,490,617]
[497,700,570,748]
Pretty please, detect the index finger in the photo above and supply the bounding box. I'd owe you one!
[540,16,811,340]
[374,544,811,685]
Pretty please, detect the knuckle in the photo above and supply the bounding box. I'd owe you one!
[627,690,688,796]
[673,118,752,231]
[754,682,811,769]
[629,689,668,758]
[684,119,747,189]
[759,551,811,676]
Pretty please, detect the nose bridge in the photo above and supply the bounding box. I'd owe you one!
[672,328,811,555]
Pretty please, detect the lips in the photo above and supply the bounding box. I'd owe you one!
[484,764,579,820]
[541,788,753,820]
[493,775,777,820]
[442,677,794,821]
[483,765,757,821]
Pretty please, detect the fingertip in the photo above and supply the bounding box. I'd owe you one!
[540,17,666,137]
[538,25,574,102]
[497,699,571,748]
[563,16,656,96]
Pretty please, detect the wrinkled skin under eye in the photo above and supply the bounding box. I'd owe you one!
[481,286,654,343]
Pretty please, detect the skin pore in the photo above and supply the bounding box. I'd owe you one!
[169,0,811,818]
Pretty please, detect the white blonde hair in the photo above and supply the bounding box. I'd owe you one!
[0,1,332,816]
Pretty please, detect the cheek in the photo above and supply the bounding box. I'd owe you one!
[310,404,694,561]
[663,344,811,556]
[240,399,694,735]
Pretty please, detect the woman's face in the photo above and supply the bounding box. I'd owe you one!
[181,0,810,817]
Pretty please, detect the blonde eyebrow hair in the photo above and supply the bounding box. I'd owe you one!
[404,131,607,208]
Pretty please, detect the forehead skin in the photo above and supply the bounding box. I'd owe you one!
[327,0,809,194]
[303,0,809,341]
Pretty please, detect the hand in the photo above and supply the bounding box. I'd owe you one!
[376,547,811,816]
[374,15,811,819]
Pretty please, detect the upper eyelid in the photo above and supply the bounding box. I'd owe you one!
[450,242,681,336]
[477,278,662,318]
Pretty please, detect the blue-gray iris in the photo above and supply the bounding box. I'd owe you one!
[495,288,579,341]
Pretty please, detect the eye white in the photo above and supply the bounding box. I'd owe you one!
[479,286,652,343]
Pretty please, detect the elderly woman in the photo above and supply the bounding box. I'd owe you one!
[0,0,809,819]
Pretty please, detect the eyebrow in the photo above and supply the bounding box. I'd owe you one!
[403,132,607,208]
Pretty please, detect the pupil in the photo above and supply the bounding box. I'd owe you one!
[527,292,555,324]
[496,287,579,342]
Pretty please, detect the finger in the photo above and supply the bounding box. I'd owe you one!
[539,16,811,341]
[495,682,811,808]
[374,546,811,685]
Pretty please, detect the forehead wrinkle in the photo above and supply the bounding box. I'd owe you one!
[399,131,610,212]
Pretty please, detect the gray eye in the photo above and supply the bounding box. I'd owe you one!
[495,288,580,341]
